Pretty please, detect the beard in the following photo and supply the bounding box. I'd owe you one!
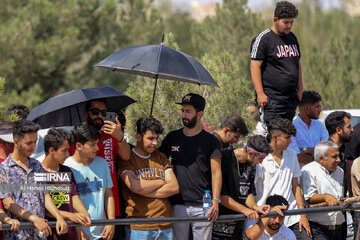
[309,112,320,120]
[268,222,281,231]
[88,117,104,130]
[341,133,352,144]
[182,115,197,128]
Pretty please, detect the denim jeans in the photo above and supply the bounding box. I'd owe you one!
[125,227,173,240]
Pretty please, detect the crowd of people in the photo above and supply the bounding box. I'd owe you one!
[0,1,357,240]
[0,90,357,240]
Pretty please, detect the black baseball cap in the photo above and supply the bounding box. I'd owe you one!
[176,93,206,111]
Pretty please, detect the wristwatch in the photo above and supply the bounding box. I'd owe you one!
[213,197,221,203]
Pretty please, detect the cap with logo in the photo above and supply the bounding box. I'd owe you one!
[176,93,206,111]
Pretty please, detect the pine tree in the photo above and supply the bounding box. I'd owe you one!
[125,33,254,144]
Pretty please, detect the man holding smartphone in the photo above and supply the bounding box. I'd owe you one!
[69,99,130,238]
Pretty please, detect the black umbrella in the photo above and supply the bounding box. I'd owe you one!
[95,39,219,115]
[27,86,135,128]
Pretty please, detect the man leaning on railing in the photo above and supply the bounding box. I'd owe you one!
[118,117,179,240]
[301,141,345,239]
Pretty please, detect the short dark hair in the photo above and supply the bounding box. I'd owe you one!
[247,135,272,154]
[7,104,30,120]
[13,120,40,140]
[325,111,352,136]
[299,90,322,107]
[85,99,107,111]
[274,1,298,19]
[71,124,100,145]
[44,128,71,154]
[268,118,296,137]
[219,114,249,135]
[266,194,289,207]
[136,117,163,135]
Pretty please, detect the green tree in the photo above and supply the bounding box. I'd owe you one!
[125,34,254,143]
[295,0,360,109]
[191,0,265,76]
[0,77,22,121]
[76,0,164,91]
[0,0,164,109]
[0,0,101,105]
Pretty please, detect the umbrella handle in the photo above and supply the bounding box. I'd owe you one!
[150,75,158,116]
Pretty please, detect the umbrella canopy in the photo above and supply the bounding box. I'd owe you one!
[27,86,135,128]
[95,44,219,115]
[95,44,219,86]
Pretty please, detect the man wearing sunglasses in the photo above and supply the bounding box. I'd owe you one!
[83,99,130,238]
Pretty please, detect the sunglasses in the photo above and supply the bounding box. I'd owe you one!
[89,108,107,117]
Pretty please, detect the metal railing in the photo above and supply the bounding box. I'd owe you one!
[2,204,360,231]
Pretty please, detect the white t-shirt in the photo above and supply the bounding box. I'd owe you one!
[243,219,296,240]
[64,156,113,239]
[255,149,301,227]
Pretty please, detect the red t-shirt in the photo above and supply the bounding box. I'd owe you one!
[69,131,121,217]
[97,131,121,217]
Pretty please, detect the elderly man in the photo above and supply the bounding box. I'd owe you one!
[301,141,345,240]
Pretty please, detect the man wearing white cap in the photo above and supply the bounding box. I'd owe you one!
[0,121,14,163]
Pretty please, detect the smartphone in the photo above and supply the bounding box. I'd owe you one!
[106,112,117,123]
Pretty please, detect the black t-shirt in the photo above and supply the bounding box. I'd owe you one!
[220,150,256,215]
[345,122,360,161]
[213,132,233,151]
[329,138,347,196]
[250,28,301,101]
[159,128,222,205]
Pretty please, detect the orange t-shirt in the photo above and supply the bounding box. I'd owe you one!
[118,149,173,230]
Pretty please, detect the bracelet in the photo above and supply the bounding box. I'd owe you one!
[117,137,124,143]
[297,203,305,207]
